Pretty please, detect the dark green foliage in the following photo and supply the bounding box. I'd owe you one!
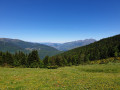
[0,50,43,68]
[38,60,44,68]
[54,56,61,66]
[4,52,14,65]
[43,56,50,66]
[50,34,120,66]
[47,65,58,69]
[27,50,41,68]
[13,51,27,66]
[0,34,120,68]
[0,51,3,65]
[0,50,50,68]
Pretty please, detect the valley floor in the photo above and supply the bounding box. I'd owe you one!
[0,63,120,90]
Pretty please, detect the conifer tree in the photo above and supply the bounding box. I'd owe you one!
[43,56,50,66]
[27,50,40,67]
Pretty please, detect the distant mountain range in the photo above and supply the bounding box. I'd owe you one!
[0,38,61,59]
[41,39,96,51]
[0,38,96,59]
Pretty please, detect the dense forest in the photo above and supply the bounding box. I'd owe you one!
[0,34,120,68]
[48,34,120,66]
[0,50,43,68]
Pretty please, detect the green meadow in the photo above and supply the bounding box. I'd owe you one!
[0,63,120,90]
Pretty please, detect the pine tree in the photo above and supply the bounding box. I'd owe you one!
[43,56,50,66]
[28,50,39,64]
[6,51,14,65]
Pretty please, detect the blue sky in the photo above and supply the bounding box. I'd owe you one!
[0,0,120,43]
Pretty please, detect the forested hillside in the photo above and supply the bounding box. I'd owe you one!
[0,38,61,59]
[48,34,120,66]
[0,34,120,68]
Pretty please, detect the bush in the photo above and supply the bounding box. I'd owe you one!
[30,62,40,68]
[47,65,58,69]
[1,63,14,68]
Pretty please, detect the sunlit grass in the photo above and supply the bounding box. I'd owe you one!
[0,63,120,89]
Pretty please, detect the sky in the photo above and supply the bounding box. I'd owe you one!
[0,0,120,43]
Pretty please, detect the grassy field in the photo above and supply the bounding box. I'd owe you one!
[0,63,120,90]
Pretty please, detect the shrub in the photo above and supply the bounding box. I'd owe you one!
[47,65,58,69]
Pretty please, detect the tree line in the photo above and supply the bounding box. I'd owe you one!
[0,50,43,68]
[0,34,120,68]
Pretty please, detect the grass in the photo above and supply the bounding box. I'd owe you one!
[0,63,120,90]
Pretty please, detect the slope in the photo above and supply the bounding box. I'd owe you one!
[0,38,61,59]
[50,34,120,66]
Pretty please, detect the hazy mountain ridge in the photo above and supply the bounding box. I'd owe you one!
[42,39,96,51]
[0,38,61,59]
